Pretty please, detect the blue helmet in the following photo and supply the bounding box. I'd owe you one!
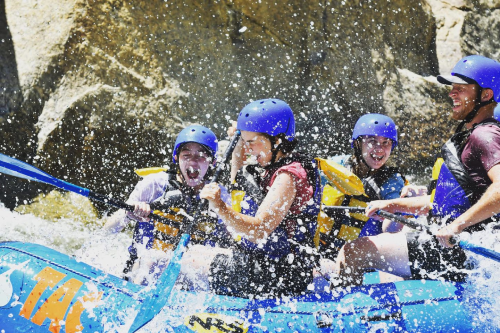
[237,99,295,141]
[437,55,500,102]
[172,125,218,164]
[495,104,500,122]
[351,113,398,150]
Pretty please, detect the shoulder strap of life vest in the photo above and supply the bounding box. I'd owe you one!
[430,119,500,205]
[429,119,500,224]
[362,166,405,200]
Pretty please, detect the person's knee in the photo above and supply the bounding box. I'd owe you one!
[343,237,376,263]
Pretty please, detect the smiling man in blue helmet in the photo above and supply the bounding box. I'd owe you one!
[104,125,230,284]
[332,55,500,286]
[181,98,322,298]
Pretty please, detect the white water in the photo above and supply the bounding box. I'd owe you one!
[2,200,500,331]
[0,201,131,277]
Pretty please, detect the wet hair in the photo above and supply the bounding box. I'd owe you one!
[259,132,298,166]
[350,138,368,177]
[261,133,298,154]
[177,142,212,158]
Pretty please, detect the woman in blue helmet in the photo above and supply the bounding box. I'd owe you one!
[182,98,322,298]
[318,114,410,262]
[336,55,500,286]
[104,125,230,284]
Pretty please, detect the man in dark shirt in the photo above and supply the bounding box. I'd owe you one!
[330,55,500,286]
[462,125,500,192]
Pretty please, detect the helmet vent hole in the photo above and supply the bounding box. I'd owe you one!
[374,121,379,124]
[245,113,249,117]
[191,129,195,132]
[202,131,206,134]
[272,101,276,104]
[260,101,265,104]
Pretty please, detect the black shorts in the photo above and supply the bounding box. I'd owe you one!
[406,231,469,282]
[209,251,312,298]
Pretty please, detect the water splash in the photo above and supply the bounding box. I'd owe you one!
[0,260,29,307]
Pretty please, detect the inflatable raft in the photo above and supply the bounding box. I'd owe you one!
[0,241,480,332]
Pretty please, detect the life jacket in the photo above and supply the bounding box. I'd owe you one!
[429,120,500,231]
[124,172,227,273]
[230,153,322,265]
[318,163,406,260]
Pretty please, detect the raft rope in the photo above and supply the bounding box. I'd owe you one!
[0,244,140,299]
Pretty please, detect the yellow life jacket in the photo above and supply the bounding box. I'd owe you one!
[127,169,217,257]
[315,158,408,260]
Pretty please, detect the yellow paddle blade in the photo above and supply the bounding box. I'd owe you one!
[315,157,365,196]
[134,167,169,177]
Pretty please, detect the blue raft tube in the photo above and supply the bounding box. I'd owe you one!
[0,240,481,333]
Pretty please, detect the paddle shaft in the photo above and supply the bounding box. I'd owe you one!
[322,205,428,232]
[375,210,428,232]
[376,210,500,262]
[0,152,181,229]
[326,205,500,262]
[129,130,241,332]
[322,205,365,214]
[58,187,182,229]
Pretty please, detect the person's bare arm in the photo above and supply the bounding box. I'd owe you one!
[102,202,151,234]
[201,172,297,243]
[365,195,432,218]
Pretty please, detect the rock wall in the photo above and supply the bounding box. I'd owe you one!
[1,0,499,209]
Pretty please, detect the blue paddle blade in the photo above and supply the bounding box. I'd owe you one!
[0,153,55,184]
[459,240,500,263]
[129,233,191,332]
[0,153,89,196]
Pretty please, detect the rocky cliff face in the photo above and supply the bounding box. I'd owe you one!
[1,0,499,208]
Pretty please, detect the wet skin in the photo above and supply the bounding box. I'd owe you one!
[240,130,274,167]
[131,142,211,220]
[177,142,212,189]
[360,135,392,170]
[449,83,478,121]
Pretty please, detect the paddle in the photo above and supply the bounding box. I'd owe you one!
[322,205,426,231]
[316,157,365,196]
[322,205,500,262]
[128,130,241,332]
[0,153,181,229]
[377,210,500,263]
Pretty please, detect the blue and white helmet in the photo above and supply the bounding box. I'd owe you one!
[172,125,218,164]
[351,113,398,150]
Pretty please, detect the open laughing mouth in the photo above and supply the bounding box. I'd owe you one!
[370,153,384,162]
[453,100,462,109]
[186,166,200,179]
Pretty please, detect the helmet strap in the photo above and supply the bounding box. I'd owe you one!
[353,139,372,177]
[270,137,280,165]
[265,134,297,168]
